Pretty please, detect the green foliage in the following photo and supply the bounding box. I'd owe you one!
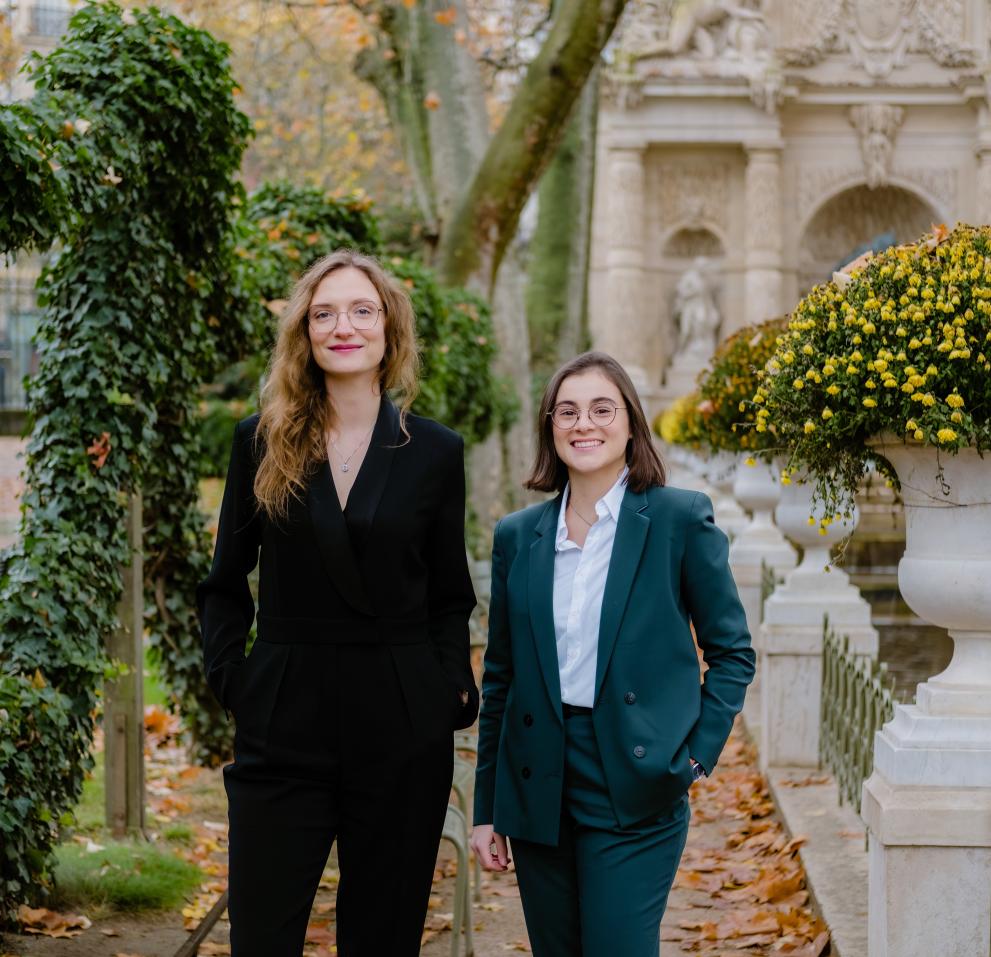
[53,842,202,912]
[755,225,991,512]
[0,1,250,919]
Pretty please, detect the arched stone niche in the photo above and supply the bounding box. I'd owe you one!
[658,226,727,391]
[798,184,940,293]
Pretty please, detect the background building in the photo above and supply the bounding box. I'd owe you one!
[589,0,991,412]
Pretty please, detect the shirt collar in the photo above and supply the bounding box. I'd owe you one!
[555,466,629,550]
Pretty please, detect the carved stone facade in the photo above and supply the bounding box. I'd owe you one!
[588,0,989,413]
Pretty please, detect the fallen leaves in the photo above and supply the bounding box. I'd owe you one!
[17,905,91,938]
[779,774,831,788]
[663,727,830,955]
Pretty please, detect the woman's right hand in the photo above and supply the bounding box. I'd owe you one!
[470,823,510,872]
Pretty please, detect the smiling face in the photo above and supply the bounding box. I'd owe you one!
[551,369,631,485]
[306,266,386,388]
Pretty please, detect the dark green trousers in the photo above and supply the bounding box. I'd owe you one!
[510,713,690,957]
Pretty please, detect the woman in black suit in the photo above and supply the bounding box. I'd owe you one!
[198,249,478,956]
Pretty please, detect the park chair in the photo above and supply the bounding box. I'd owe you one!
[441,803,474,957]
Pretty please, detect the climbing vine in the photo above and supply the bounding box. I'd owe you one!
[0,3,251,918]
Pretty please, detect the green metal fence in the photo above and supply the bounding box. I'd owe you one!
[759,559,782,617]
[819,617,898,814]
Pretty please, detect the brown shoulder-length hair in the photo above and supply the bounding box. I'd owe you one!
[524,351,666,494]
[253,249,419,520]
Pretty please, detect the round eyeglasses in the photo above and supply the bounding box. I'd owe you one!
[308,299,383,331]
[549,401,624,430]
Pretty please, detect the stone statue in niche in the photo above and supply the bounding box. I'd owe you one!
[673,258,722,360]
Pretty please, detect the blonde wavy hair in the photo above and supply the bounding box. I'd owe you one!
[253,249,419,520]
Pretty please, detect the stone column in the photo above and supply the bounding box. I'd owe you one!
[602,142,649,389]
[976,146,991,227]
[743,144,785,327]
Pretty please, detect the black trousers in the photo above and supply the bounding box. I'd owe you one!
[223,638,456,956]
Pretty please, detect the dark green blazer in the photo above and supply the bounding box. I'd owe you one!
[473,485,754,845]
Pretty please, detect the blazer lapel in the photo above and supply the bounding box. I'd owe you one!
[594,488,650,705]
[528,495,564,721]
[307,398,400,618]
[344,397,400,553]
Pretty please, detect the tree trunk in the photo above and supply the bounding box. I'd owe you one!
[526,66,599,384]
[436,0,627,293]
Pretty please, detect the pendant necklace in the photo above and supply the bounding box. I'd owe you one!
[569,499,597,527]
[329,423,375,473]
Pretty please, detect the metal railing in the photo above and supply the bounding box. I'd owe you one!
[819,617,897,815]
[759,558,782,618]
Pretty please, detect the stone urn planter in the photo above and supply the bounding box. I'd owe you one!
[704,451,749,540]
[861,438,991,957]
[728,457,797,650]
[870,440,991,714]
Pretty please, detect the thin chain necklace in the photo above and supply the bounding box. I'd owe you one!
[328,423,375,473]
[568,499,597,527]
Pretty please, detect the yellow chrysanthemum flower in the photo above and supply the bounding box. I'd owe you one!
[914,428,924,441]
[804,420,816,434]
[822,408,833,419]
[937,428,958,444]
[946,393,965,408]
[863,398,877,408]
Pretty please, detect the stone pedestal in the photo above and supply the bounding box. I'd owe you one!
[728,457,797,651]
[760,477,878,769]
[861,441,991,957]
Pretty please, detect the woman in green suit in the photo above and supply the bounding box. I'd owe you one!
[470,352,755,957]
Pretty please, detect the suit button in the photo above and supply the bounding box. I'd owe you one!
[633,745,646,759]
[624,691,637,705]
[521,767,531,779]
[523,713,534,727]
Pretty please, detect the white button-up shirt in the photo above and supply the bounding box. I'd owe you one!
[553,468,629,707]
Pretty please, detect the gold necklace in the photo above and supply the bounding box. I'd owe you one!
[568,499,597,527]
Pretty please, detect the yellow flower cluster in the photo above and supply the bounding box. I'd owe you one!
[749,224,991,509]
[691,316,789,453]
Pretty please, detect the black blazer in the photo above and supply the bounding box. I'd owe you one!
[197,398,479,731]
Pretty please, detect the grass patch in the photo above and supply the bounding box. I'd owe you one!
[143,643,167,708]
[53,841,202,912]
[72,749,106,834]
[162,823,194,844]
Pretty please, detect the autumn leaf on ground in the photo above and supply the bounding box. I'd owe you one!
[86,431,111,469]
[778,775,831,788]
[198,944,231,955]
[502,943,531,952]
[304,921,335,946]
[18,905,91,938]
[423,91,441,110]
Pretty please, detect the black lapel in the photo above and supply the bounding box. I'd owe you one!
[528,495,564,721]
[306,403,400,618]
[343,397,400,552]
